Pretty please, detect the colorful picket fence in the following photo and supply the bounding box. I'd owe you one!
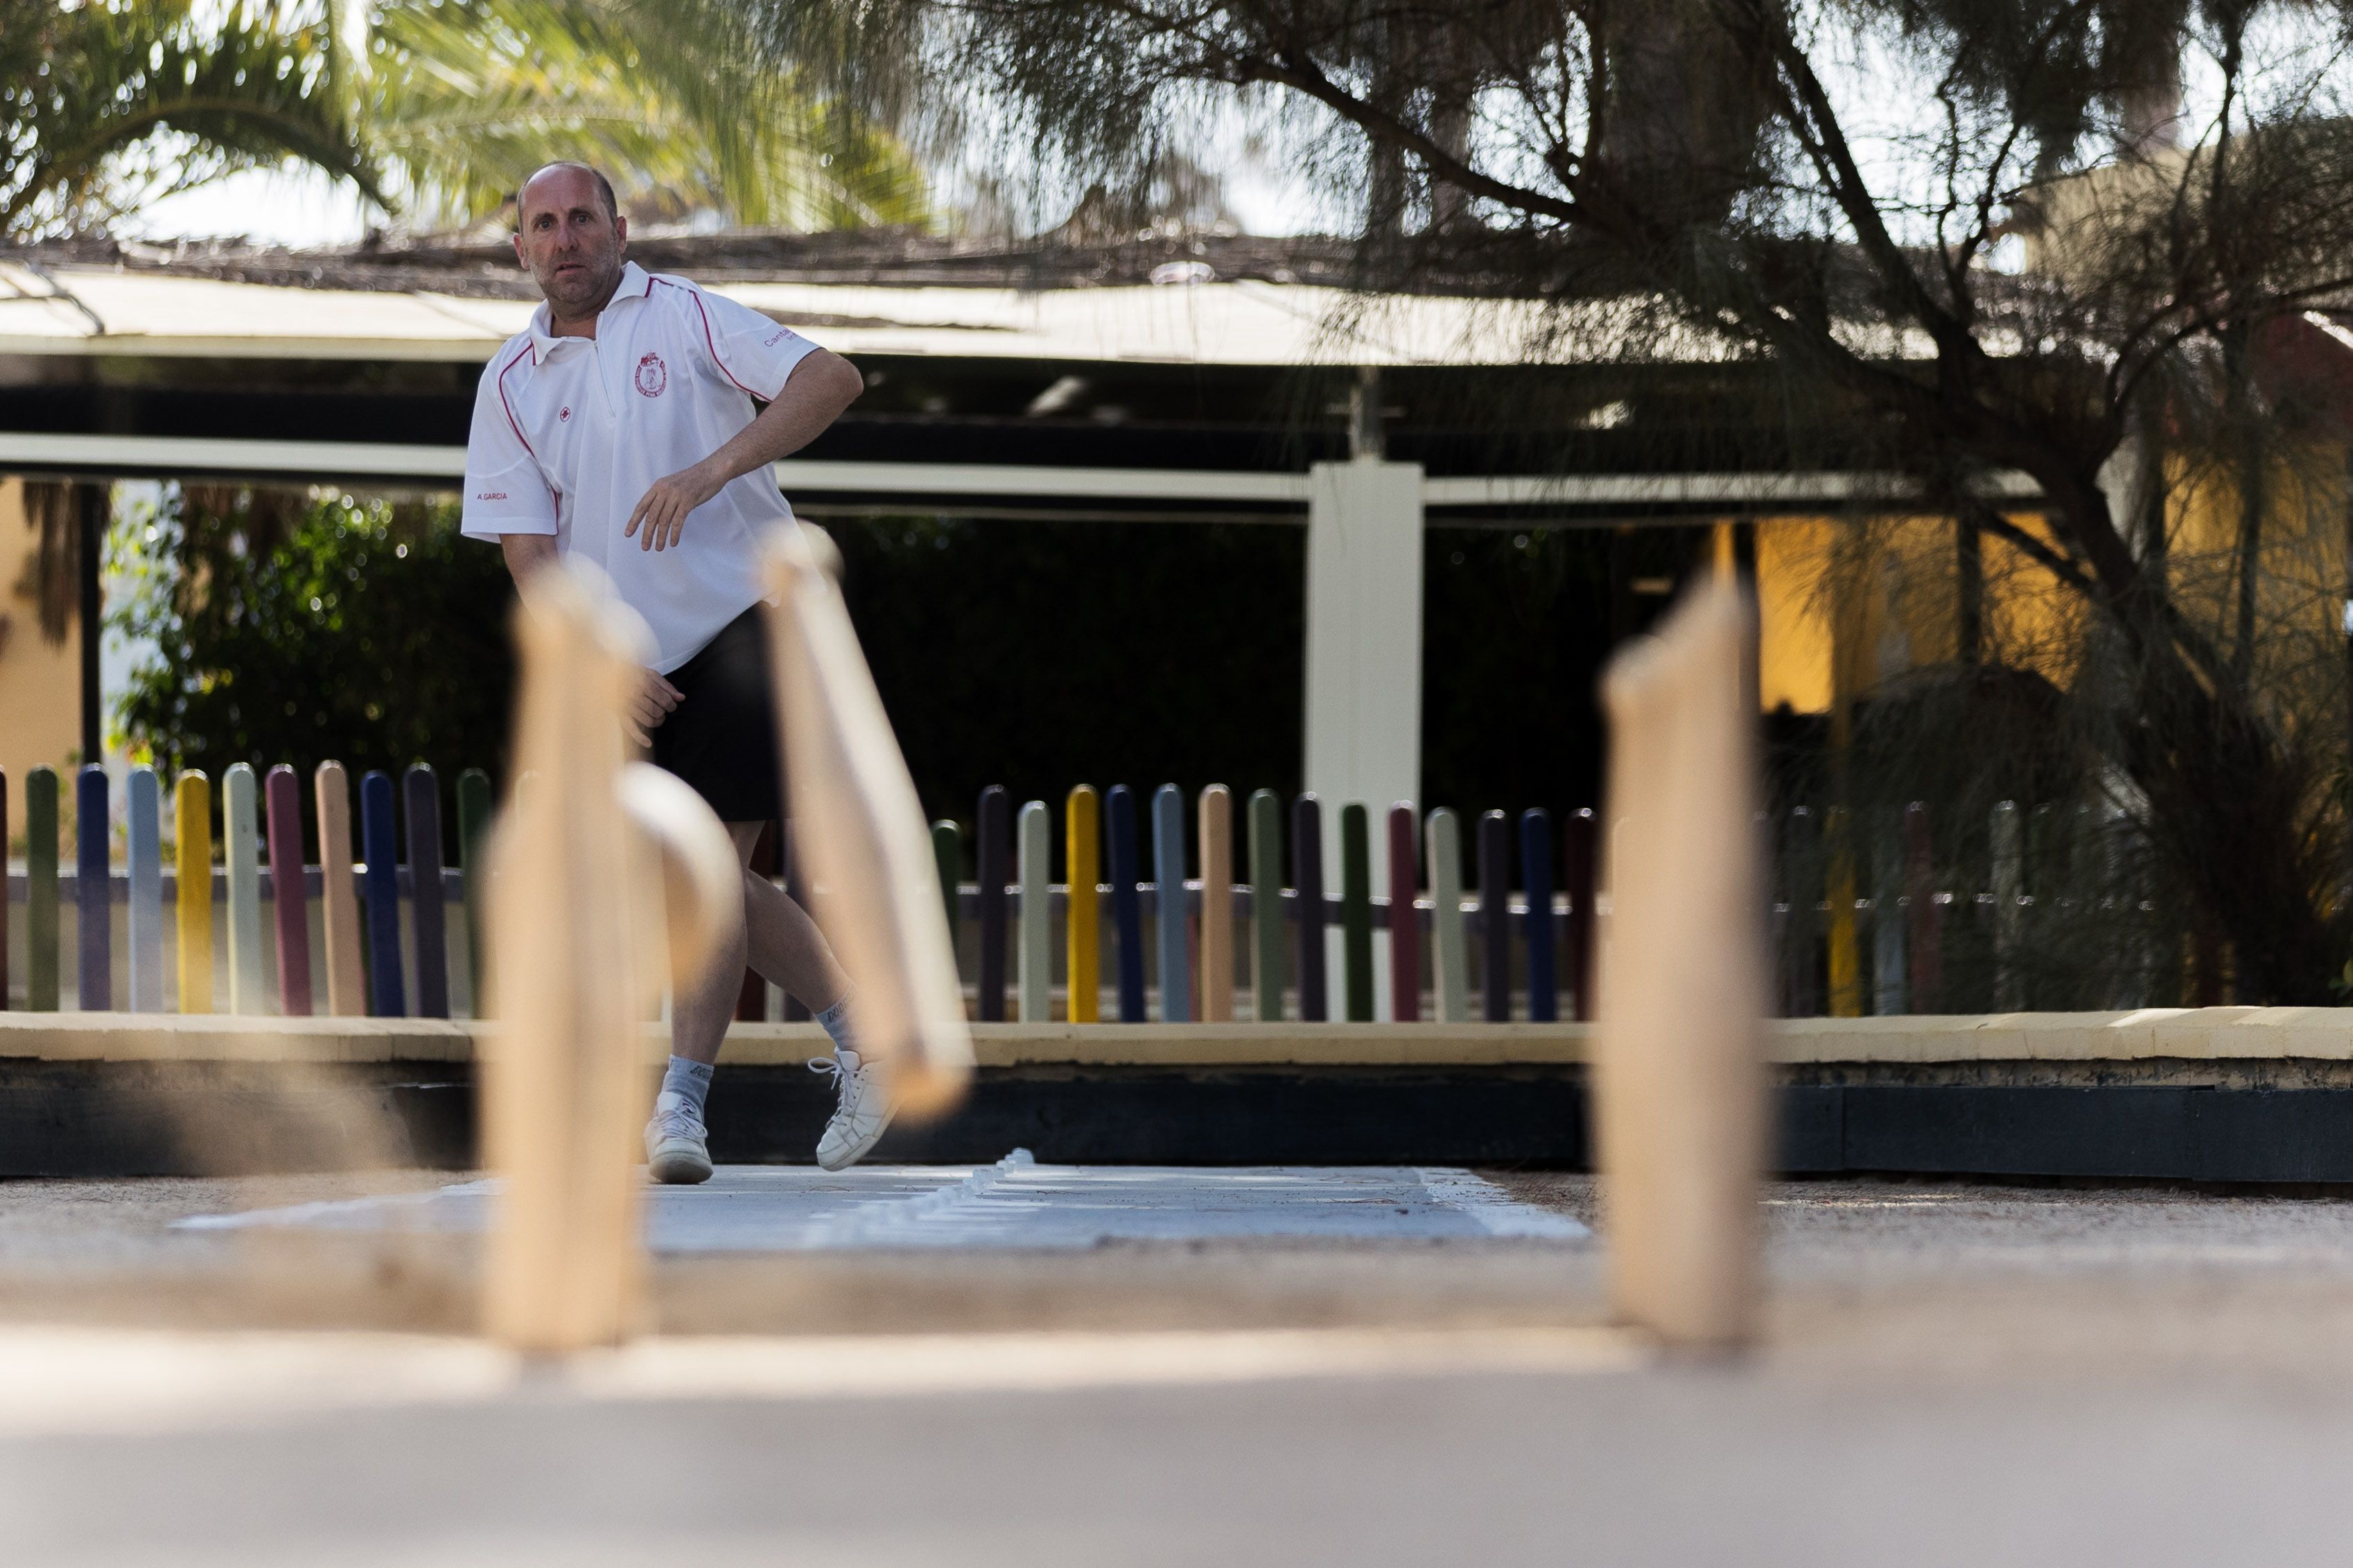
[920,785,2176,1023]
[0,761,491,1019]
[925,785,1596,1024]
[0,761,2134,1021]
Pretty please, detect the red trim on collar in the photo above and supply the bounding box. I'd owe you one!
[528,264,656,361]
[495,341,537,458]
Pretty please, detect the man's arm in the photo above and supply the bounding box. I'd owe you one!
[499,531,679,742]
[499,531,561,584]
[625,348,864,552]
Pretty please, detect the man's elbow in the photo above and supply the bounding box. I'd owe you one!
[818,350,864,416]
[500,532,559,581]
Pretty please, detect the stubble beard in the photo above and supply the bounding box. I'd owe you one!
[538,248,623,319]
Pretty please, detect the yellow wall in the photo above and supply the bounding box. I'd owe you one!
[1756,513,1970,716]
[1979,513,2085,688]
[2164,444,2347,645]
[1753,511,2084,718]
[0,477,82,844]
[1756,518,1836,713]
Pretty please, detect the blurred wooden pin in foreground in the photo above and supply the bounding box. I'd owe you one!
[1592,574,1769,1352]
[761,524,974,1119]
[481,563,742,1355]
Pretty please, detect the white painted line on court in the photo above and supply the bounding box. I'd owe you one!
[178,1161,1593,1251]
[1416,1168,1592,1240]
[174,1179,496,1233]
[798,1149,1038,1247]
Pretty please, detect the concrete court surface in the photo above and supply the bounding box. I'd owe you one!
[10,1172,2353,1565]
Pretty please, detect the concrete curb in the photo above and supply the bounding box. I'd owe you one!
[3,1008,2350,1066]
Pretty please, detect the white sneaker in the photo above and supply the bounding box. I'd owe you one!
[810,1048,894,1171]
[644,1092,713,1185]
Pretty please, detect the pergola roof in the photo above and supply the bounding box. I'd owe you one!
[0,231,1963,504]
[0,257,1726,368]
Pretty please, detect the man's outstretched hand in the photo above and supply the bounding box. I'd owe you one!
[627,669,685,745]
[622,350,866,554]
[625,459,724,552]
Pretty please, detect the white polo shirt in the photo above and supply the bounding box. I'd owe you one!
[461,260,819,672]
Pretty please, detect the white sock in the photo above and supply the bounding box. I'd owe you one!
[814,995,859,1062]
[659,1055,715,1120]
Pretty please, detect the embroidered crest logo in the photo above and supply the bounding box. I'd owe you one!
[558,405,572,422]
[633,353,667,398]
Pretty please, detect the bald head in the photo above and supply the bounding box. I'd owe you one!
[518,161,618,227]
[512,162,629,328]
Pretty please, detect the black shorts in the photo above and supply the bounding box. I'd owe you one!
[649,604,783,824]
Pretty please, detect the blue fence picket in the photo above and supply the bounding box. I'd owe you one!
[76,766,109,1011]
[26,767,56,1012]
[1521,808,1557,1023]
[1565,807,1597,1021]
[404,766,448,1019]
[361,770,405,1017]
[1108,784,1145,1022]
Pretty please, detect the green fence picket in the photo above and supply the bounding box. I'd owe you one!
[1248,789,1283,1021]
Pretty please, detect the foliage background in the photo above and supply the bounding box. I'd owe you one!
[112,488,516,856]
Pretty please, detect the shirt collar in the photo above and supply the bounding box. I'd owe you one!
[528,261,654,362]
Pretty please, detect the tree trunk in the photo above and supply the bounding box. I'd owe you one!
[2043,477,2336,1004]
[1593,0,1776,230]
[2127,642,2337,1003]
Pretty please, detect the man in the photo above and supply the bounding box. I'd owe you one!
[462,161,889,1183]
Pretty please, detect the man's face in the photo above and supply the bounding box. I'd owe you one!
[513,167,627,316]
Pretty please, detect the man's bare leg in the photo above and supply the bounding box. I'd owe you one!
[655,821,885,1177]
[744,861,851,1014]
[647,824,754,1180]
[671,822,850,1066]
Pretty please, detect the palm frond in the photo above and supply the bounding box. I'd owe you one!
[0,1,378,240]
[366,0,927,231]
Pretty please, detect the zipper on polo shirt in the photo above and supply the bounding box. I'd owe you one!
[590,338,619,423]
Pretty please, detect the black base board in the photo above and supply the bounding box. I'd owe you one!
[10,1062,2353,1183]
[1792,1084,2353,1185]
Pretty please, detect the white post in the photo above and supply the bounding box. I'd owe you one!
[1303,459,1424,1021]
[1017,800,1052,1022]
[125,766,162,1012]
[222,762,265,1014]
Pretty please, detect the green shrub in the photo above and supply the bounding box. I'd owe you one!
[112,488,516,855]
